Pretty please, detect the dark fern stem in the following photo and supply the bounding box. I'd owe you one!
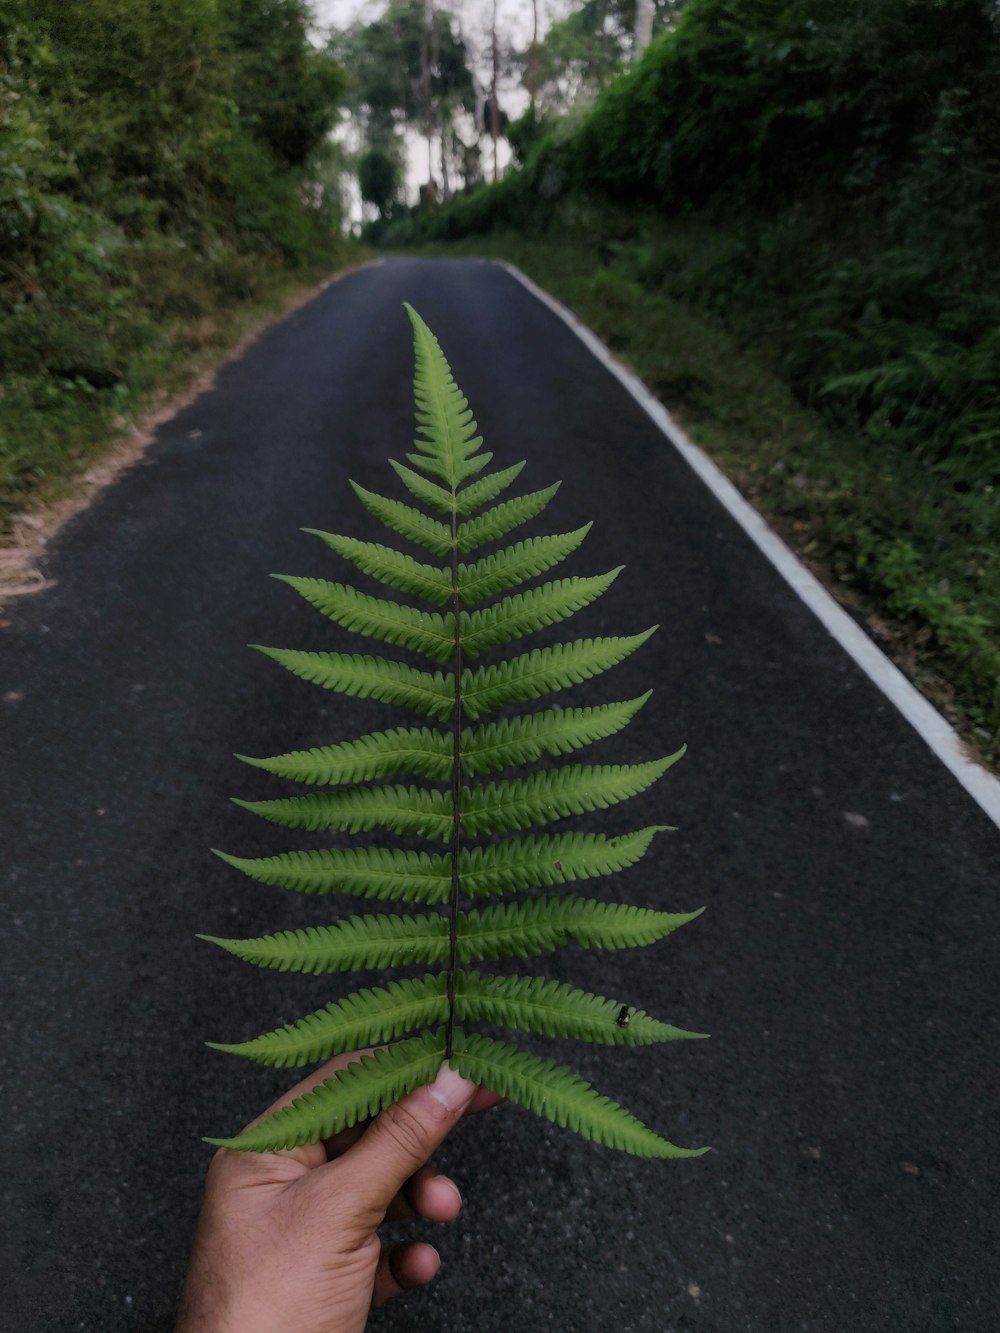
[446,493,462,1059]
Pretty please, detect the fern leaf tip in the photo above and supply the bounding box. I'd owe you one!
[232,753,266,770]
[679,906,706,925]
[202,1135,241,1150]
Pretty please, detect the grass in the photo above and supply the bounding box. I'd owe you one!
[403,215,1000,771]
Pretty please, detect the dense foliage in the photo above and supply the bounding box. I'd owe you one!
[0,0,348,525]
[387,0,1000,757]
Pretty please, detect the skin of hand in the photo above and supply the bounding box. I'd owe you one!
[176,1053,501,1333]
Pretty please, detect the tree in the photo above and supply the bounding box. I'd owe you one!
[333,1,476,198]
[227,0,347,169]
[357,142,403,218]
[521,0,685,112]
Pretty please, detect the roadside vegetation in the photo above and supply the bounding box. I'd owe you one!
[0,0,356,533]
[379,0,1000,768]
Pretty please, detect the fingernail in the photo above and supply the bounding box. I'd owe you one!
[427,1062,477,1113]
[438,1174,462,1206]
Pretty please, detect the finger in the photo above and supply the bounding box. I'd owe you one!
[371,1241,441,1308]
[469,1085,505,1114]
[322,1120,368,1161]
[323,1080,501,1163]
[385,1164,462,1222]
[332,1062,478,1226]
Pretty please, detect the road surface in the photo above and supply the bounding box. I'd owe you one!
[2,258,997,1331]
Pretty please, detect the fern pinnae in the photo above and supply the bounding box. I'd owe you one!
[236,724,452,786]
[206,1032,446,1152]
[450,1032,707,1160]
[454,972,707,1046]
[348,481,453,557]
[303,530,452,604]
[460,695,652,776]
[454,897,703,963]
[458,759,681,837]
[456,524,593,605]
[211,846,451,903]
[456,482,561,553]
[233,784,453,839]
[205,306,707,1161]
[273,577,454,662]
[461,631,657,719]
[458,826,669,897]
[209,975,450,1068]
[387,459,456,516]
[200,909,451,974]
[459,568,624,659]
[252,647,453,719]
[451,459,526,514]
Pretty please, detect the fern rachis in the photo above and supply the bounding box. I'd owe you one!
[202,306,708,1161]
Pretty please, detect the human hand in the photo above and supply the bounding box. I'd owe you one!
[177,1052,500,1333]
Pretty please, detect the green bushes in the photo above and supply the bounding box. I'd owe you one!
[0,0,350,529]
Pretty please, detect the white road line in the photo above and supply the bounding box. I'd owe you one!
[502,260,1000,831]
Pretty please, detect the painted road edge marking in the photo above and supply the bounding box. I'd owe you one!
[501,260,1000,831]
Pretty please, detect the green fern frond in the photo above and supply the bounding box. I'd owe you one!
[457,525,592,605]
[349,482,452,557]
[212,846,451,903]
[456,896,703,963]
[460,697,651,776]
[206,1030,445,1151]
[450,1031,707,1159]
[406,304,483,488]
[462,631,656,718]
[387,459,456,517]
[233,785,453,840]
[208,975,449,1067]
[458,826,668,897]
[453,460,526,515]
[406,447,493,486]
[455,972,706,1045]
[456,483,560,553]
[460,570,623,659]
[460,760,681,836]
[203,306,708,1163]
[275,577,453,662]
[199,910,450,974]
[303,530,451,605]
[236,724,452,785]
[252,647,453,720]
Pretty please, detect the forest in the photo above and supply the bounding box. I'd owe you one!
[2,0,998,764]
[0,0,350,528]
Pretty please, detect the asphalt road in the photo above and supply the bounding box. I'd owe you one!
[2,257,998,1332]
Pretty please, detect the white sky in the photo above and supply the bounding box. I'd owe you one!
[311,1,565,218]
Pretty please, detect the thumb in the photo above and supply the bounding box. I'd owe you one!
[332,1062,478,1227]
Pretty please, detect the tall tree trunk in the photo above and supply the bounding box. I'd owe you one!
[490,0,500,183]
[634,0,654,59]
[440,116,451,200]
[526,0,539,115]
[421,0,435,188]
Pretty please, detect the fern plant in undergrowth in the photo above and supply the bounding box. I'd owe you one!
[201,304,708,1160]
